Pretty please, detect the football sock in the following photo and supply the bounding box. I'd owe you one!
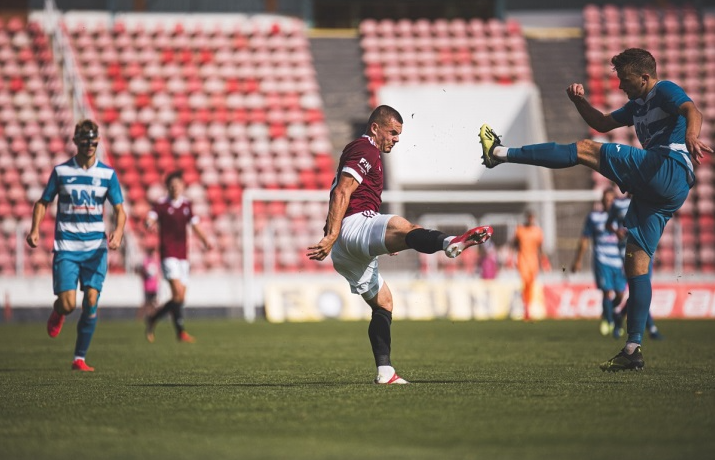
[170,302,186,335]
[492,145,509,159]
[625,273,651,345]
[151,300,176,322]
[377,365,395,378]
[368,307,392,367]
[74,294,99,359]
[405,228,449,254]
[624,342,640,354]
[602,294,614,324]
[506,142,578,168]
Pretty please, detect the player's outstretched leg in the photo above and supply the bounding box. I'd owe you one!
[445,225,493,258]
[646,314,664,340]
[478,124,578,169]
[145,316,156,343]
[47,309,65,338]
[73,295,99,371]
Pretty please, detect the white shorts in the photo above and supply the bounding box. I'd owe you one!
[161,258,190,285]
[330,211,394,300]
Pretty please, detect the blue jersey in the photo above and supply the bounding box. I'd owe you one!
[611,80,694,180]
[41,158,124,254]
[606,197,630,257]
[582,210,623,269]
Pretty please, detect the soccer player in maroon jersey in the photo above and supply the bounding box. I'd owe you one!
[307,105,493,384]
[144,170,212,343]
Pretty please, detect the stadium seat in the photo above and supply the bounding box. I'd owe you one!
[359,18,533,106]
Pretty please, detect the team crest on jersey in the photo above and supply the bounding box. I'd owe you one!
[70,189,99,209]
[358,157,372,174]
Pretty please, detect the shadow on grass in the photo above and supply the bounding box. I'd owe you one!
[128,379,632,387]
[130,382,366,387]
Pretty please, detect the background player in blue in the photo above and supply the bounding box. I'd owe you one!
[479,48,712,372]
[26,119,126,372]
[571,189,626,337]
[606,190,663,340]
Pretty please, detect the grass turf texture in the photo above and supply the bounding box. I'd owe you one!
[1,319,713,460]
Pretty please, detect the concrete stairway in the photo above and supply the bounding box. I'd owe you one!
[310,35,372,156]
[527,36,595,266]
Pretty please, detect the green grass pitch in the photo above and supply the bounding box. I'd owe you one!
[1,318,713,460]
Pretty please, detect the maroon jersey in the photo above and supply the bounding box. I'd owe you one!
[332,136,384,217]
[148,197,198,260]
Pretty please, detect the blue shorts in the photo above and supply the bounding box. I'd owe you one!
[599,144,691,257]
[52,250,108,295]
[594,263,627,292]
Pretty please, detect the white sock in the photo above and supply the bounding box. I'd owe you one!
[492,145,509,159]
[73,356,85,362]
[624,342,640,354]
[377,365,395,378]
[443,236,455,250]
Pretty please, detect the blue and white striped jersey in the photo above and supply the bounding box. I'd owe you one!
[40,158,124,254]
[611,80,694,182]
[606,197,630,257]
[582,210,623,269]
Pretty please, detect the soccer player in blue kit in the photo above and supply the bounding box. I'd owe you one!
[26,119,126,371]
[478,48,712,372]
[571,189,626,337]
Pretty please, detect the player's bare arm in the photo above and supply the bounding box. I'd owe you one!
[679,101,713,165]
[566,83,623,133]
[307,173,358,261]
[107,203,126,250]
[570,236,589,273]
[26,199,49,248]
[192,222,214,250]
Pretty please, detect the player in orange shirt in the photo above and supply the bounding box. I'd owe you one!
[513,211,547,320]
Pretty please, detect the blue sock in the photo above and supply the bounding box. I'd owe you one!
[602,294,614,324]
[507,143,578,169]
[626,274,651,344]
[74,295,99,359]
[645,259,656,331]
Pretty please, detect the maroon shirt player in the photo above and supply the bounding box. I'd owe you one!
[307,105,493,385]
[144,170,212,343]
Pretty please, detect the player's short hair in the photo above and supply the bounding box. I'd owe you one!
[165,170,184,187]
[611,48,657,78]
[367,105,403,128]
[73,119,99,140]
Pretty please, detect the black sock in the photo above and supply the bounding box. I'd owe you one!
[150,300,175,322]
[405,228,448,254]
[368,307,392,367]
[169,302,185,335]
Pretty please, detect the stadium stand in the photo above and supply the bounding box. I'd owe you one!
[0,17,75,275]
[582,4,715,272]
[63,14,335,274]
[0,13,336,275]
[359,17,532,108]
[3,6,711,279]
